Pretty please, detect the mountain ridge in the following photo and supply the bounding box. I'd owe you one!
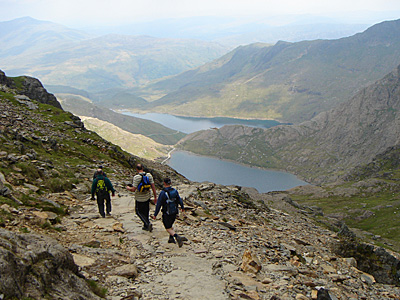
[0,18,230,92]
[134,18,400,123]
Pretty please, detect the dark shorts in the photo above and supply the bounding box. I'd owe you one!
[162,213,176,229]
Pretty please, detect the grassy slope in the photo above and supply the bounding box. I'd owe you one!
[81,116,171,161]
[287,146,400,252]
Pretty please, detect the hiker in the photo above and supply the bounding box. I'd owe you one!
[151,177,185,247]
[91,170,115,218]
[126,164,157,232]
[93,165,107,179]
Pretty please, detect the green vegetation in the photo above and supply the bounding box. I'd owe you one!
[288,160,400,251]
[10,76,25,90]
[86,279,107,298]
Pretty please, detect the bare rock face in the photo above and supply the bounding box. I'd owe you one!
[0,69,62,109]
[0,70,15,87]
[0,228,101,300]
[18,76,63,109]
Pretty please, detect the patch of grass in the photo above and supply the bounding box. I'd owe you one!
[16,162,42,182]
[44,178,73,193]
[19,227,30,233]
[86,279,107,298]
[40,221,53,230]
[292,182,400,251]
[10,76,25,90]
[0,195,18,208]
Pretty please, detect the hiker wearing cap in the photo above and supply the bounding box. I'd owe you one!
[126,164,157,232]
[91,170,115,218]
[151,177,185,247]
[93,165,107,179]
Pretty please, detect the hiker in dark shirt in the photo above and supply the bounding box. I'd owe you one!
[152,178,185,247]
[91,170,115,218]
[93,165,107,179]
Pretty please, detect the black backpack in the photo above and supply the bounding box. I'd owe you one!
[165,189,178,215]
[137,173,151,192]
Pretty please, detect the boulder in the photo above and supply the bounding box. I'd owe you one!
[0,228,101,299]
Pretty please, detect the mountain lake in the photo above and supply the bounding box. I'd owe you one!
[168,151,307,193]
[121,112,307,192]
[121,112,284,134]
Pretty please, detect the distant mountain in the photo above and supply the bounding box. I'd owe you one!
[177,63,400,184]
[216,23,370,47]
[0,17,91,58]
[136,19,400,123]
[0,17,230,92]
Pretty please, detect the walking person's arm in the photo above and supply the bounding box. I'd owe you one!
[151,183,157,204]
[91,179,97,200]
[152,191,163,219]
[106,178,116,197]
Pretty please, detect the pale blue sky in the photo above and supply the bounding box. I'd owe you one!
[1,0,400,27]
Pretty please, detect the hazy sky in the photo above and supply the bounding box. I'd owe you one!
[1,0,400,28]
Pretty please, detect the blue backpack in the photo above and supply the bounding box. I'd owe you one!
[165,189,178,215]
[137,173,151,192]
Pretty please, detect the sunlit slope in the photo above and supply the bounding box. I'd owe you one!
[81,117,171,160]
[58,94,186,145]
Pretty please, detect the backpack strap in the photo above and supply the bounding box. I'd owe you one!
[164,188,170,200]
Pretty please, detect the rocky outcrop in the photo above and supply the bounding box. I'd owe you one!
[0,229,101,299]
[18,76,62,109]
[0,69,62,109]
[0,70,15,87]
[333,239,400,286]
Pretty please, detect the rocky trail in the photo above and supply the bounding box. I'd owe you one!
[45,179,400,300]
[62,184,230,300]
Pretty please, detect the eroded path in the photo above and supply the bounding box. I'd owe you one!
[71,190,229,300]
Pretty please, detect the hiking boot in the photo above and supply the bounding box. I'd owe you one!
[175,235,183,248]
[142,226,148,231]
[148,223,153,232]
[168,235,176,243]
[106,213,111,217]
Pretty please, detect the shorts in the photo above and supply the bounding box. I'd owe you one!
[162,213,176,229]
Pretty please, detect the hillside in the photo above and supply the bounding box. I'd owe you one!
[178,63,400,183]
[1,71,400,299]
[81,116,171,160]
[133,19,400,123]
[58,94,186,146]
[0,18,229,92]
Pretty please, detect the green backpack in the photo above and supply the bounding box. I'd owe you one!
[96,178,108,195]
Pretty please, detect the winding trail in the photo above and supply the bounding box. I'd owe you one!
[161,147,175,165]
[81,191,229,300]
